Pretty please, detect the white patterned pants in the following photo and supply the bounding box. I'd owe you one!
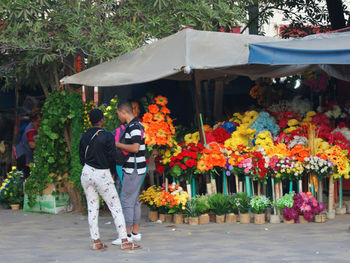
[81,164,127,240]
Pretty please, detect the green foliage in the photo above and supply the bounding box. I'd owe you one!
[235,192,251,214]
[250,195,271,214]
[273,192,295,210]
[227,195,238,214]
[184,198,200,217]
[194,195,210,214]
[25,91,84,207]
[99,95,121,132]
[208,193,230,216]
[0,168,24,207]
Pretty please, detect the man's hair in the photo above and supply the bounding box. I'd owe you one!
[117,100,133,113]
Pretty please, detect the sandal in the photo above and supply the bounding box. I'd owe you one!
[121,241,141,250]
[92,241,108,250]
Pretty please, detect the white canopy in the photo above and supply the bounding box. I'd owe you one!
[61,29,350,87]
[61,29,281,86]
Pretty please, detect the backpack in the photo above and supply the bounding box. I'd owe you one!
[113,122,145,166]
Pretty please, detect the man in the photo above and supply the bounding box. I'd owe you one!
[112,101,146,245]
[15,108,41,178]
[79,108,140,250]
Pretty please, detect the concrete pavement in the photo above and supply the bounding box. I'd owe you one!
[1,207,350,263]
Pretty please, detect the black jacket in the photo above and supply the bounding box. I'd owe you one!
[79,127,117,175]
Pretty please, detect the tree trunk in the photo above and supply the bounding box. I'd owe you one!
[248,1,259,35]
[36,69,49,97]
[326,0,346,30]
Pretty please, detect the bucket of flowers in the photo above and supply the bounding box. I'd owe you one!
[0,167,24,209]
[139,185,162,222]
[274,192,295,223]
[167,183,189,224]
[235,192,251,224]
[250,195,271,224]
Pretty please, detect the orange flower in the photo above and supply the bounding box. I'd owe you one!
[142,112,153,123]
[148,104,159,114]
[155,95,168,106]
[153,112,165,122]
[161,106,171,114]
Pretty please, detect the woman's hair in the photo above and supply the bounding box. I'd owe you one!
[30,108,41,122]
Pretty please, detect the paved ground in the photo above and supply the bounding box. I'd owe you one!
[1,206,350,263]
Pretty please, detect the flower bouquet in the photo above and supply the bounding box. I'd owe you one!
[285,192,325,223]
[235,192,251,224]
[139,185,162,221]
[0,167,24,209]
[250,195,271,224]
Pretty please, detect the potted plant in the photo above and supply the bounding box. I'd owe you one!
[293,192,324,223]
[273,192,295,224]
[250,195,271,224]
[139,185,162,222]
[195,195,210,225]
[168,185,189,225]
[0,167,24,210]
[208,194,230,223]
[235,192,251,224]
[184,198,200,225]
[225,195,237,223]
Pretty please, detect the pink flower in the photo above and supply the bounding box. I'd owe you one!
[244,167,250,174]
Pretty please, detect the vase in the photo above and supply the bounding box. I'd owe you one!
[10,204,20,210]
[270,215,281,224]
[209,211,216,222]
[148,210,158,222]
[165,214,173,223]
[254,214,266,224]
[173,214,183,224]
[239,213,251,224]
[283,218,295,224]
[215,214,225,224]
[159,213,166,222]
[298,215,308,224]
[199,213,210,225]
[225,213,237,223]
[314,214,327,223]
[188,216,199,226]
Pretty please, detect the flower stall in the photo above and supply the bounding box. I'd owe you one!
[138,88,350,225]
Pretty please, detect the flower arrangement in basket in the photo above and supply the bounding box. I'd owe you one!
[274,192,295,211]
[0,167,24,208]
[283,192,325,222]
[234,192,251,214]
[139,185,162,211]
[167,183,189,214]
[250,195,271,214]
[303,155,333,180]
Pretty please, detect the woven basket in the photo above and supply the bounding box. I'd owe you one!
[254,214,266,224]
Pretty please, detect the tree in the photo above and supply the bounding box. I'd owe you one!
[0,0,248,94]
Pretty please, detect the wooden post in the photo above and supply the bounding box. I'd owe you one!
[318,179,323,203]
[192,70,204,142]
[187,180,192,200]
[328,175,334,214]
[235,174,239,193]
[257,182,261,196]
[213,80,224,121]
[82,85,86,103]
[93,86,98,106]
[11,87,19,165]
[298,180,303,193]
[165,177,169,192]
[271,178,277,215]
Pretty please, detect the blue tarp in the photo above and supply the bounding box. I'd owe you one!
[248,32,350,65]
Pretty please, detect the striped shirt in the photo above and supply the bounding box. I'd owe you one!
[123,118,146,175]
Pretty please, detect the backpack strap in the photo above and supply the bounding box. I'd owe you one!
[84,129,103,159]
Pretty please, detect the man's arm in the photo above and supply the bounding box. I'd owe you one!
[115,141,140,153]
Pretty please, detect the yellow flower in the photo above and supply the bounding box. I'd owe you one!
[11,166,16,171]
[306,111,316,118]
[287,119,300,127]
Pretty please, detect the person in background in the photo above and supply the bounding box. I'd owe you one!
[15,108,41,178]
[79,109,140,251]
[131,100,141,121]
[112,101,146,245]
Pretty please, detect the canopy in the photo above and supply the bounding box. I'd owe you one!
[61,29,280,87]
[248,32,350,81]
